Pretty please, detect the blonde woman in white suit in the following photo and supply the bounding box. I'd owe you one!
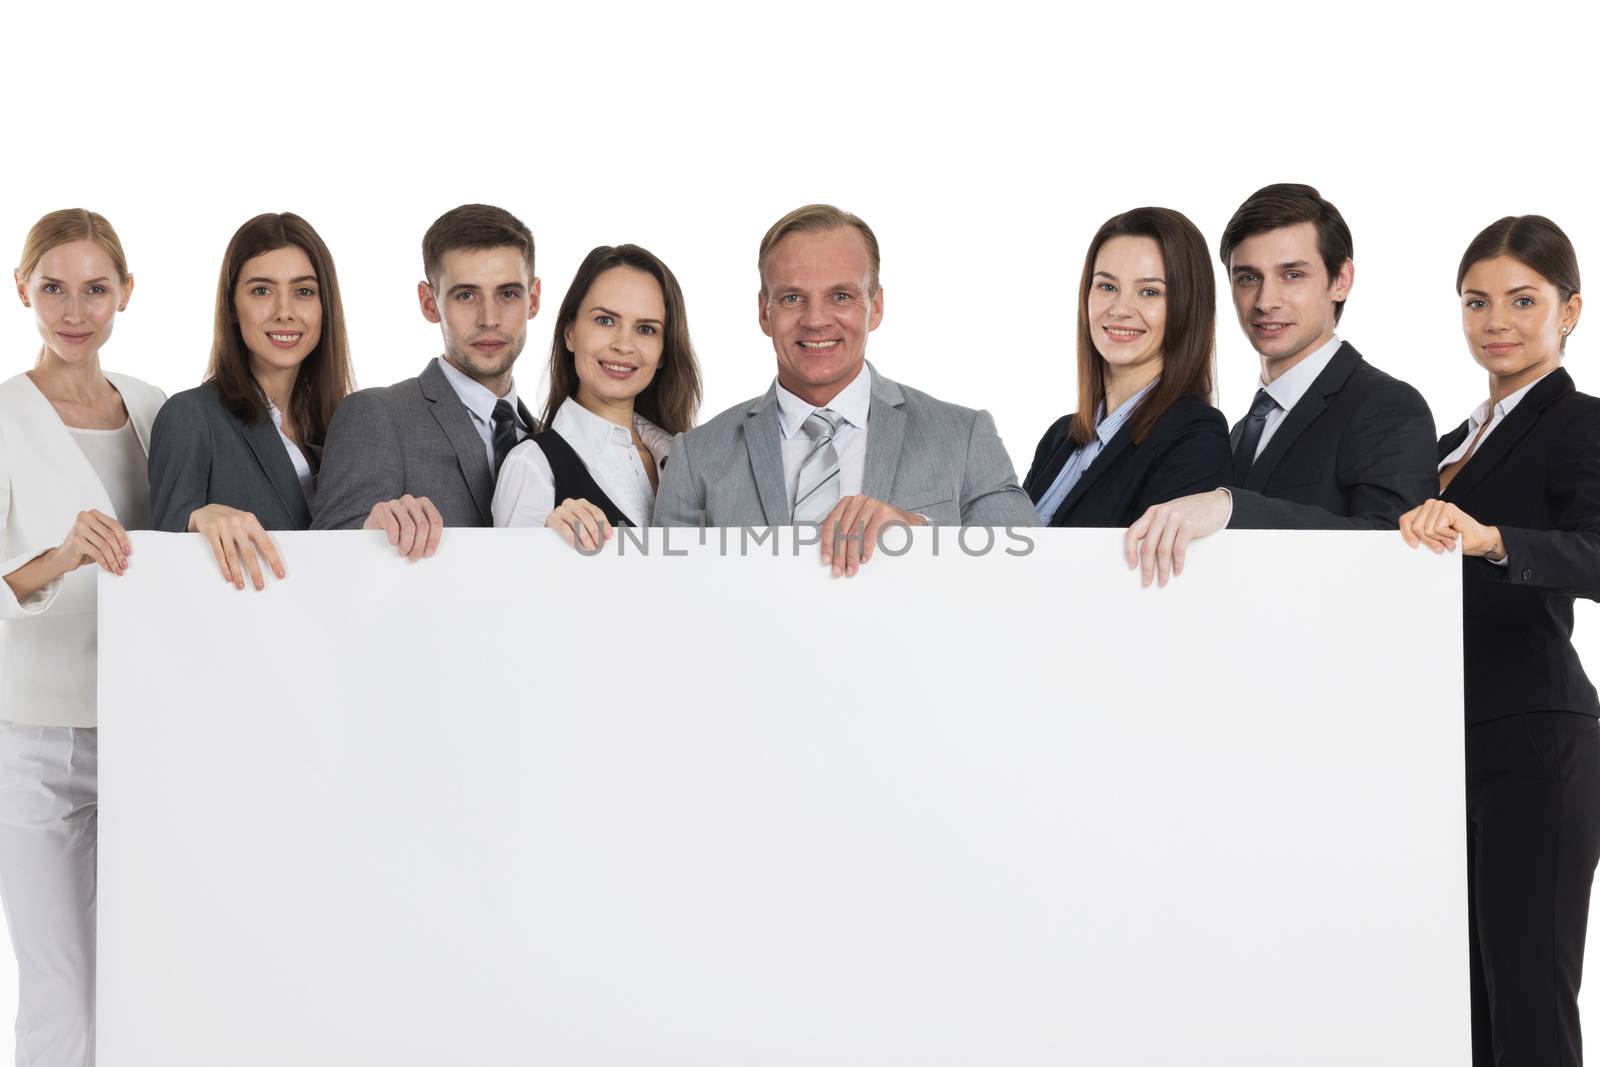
[0,209,165,1067]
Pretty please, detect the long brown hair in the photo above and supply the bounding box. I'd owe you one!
[541,244,702,435]
[207,213,354,449]
[16,208,131,368]
[1072,207,1216,447]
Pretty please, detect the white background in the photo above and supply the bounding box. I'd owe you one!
[3,0,1600,1055]
[99,531,1463,1065]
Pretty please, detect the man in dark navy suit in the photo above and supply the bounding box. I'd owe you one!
[1123,183,1437,585]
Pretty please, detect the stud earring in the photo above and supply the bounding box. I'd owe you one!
[1562,326,1571,335]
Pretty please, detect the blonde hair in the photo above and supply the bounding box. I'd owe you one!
[16,208,132,367]
[758,203,881,296]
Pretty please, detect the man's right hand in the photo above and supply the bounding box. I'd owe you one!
[364,495,444,561]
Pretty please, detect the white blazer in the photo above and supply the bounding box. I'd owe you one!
[0,370,166,727]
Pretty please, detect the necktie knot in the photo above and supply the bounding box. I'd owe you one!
[1247,389,1279,421]
[803,408,840,441]
[491,399,520,475]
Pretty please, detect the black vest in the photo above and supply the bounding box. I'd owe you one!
[530,430,634,527]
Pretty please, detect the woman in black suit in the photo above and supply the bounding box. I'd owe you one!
[1024,207,1230,533]
[1400,215,1600,1066]
[148,213,354,589]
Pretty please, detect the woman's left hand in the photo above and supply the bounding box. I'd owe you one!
[1399,499,1506,559]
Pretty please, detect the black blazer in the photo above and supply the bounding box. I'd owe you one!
[148,381,314,532]
[1439,368,1600,725]
[1023,394,1232,527]
[1228,341,1438,529]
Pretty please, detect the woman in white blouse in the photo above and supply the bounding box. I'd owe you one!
[147,213,355,589]
[0,208,166,1066]
[493,244,702,547]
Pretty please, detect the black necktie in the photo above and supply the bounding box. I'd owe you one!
[491,399,520,476]
[1232,389,1279,484]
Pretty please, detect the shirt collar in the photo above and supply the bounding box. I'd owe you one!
[1262,334,1342,414]
[775,363,874,440]
[1094,377,1160,445]
[551,396,675,466]
[435,355,521,427]
[1466,369,1555,432]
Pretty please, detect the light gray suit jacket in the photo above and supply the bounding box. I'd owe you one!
[312,359,534,531]
[652,366,1038,527]
[148,381,313,532]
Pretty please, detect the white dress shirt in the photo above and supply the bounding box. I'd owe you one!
[1438,371,1553,470]
[775,364,874,510]
[1251,334,1343,461]
[492,398,673,528]
[435,355,529,470]
[267,400,314,503]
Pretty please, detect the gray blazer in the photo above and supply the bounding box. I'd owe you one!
[652,365,1038,527]
[312,359,534,531]
[148,381,313,532]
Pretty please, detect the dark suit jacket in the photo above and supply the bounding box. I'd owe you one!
[1439,368,1600,724]
[312,359,535,531]
[1024,394,1232,528]
[147,381,313,532]
[1228,342,1437,529]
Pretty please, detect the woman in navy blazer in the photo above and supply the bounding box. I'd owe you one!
[1400,216,1600,1066]
[148,213,354,589]
[1024,207,1230,531]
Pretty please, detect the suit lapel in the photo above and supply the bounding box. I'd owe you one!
[1443,368,1573,503]
[419,360,494,524]
[1245,342,1360,492]
[235,410,312,527]
[17,374,114,516]
[862,371,907,502]
[1437,421,1471,463]
[743,388,789,524]
[1050,430,1134,526]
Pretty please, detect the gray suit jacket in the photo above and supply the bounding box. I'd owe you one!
[652,366,1037,527]
[312,359,533,531]
[148,381,313,532]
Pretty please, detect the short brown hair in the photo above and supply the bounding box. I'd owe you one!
[422,204,535,288]
[1219,183,1354,323]
[758,203,881,295]
[541,244,703,436]
[1458,215,1582,350]
[207,213,356,453]
[1072,207,1216,447]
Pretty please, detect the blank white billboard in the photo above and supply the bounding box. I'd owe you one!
[97,528,1464,1065]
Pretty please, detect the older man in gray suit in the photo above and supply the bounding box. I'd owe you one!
[653,203,1037,576]
[312,204,540,558]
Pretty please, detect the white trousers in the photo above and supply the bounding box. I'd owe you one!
[0,722,95,1067]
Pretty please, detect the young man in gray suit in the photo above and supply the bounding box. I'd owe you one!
[652,203,1037,576]
[312,204,541,558]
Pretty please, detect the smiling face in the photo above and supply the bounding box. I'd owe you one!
[15,238,131,365]
[1088,235,1167,380]
[1227,221,1353,378]
[758,226,883,407]
[565,266,666,413]
[1460,254,1581,395]
[419,245,541,396]
[234,245,322,380]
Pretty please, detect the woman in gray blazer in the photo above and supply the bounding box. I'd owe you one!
[148,213,354,589]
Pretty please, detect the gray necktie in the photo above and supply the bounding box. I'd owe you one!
[793,408,842,524]
[1231,389,1280,483]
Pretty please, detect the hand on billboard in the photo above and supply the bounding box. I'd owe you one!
[189,504,285,591]
[1398,500,1505,560]
[819,496,924,578]
[364,495,444,562]
[546,499,613,553]
[1123,489,1231,588]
